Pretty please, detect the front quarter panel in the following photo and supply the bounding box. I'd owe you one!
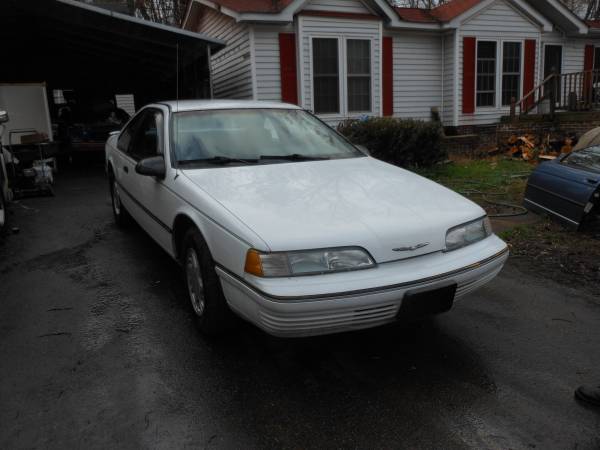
[168,172,270,276]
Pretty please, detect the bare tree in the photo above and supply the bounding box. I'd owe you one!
[583,0,600,19]
[83,0,188,24]
[391,0,446,8]
[134,0,188,25]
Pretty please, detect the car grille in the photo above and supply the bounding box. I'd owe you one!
[259,303,399,336]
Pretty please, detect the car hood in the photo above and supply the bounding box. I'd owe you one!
[182,157,485,262]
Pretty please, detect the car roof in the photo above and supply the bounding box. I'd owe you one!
[155,99,303,113]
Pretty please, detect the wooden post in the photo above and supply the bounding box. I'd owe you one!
[510,97,516,121]
[549,67,557,119]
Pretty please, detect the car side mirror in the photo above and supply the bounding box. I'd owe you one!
[0,111,9,124]
[136,155,166,179]
[356,144,370,156]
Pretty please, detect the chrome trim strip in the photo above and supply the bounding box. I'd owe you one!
[116,181,172,233]
[523,198,579,226]
[216,246,509,302]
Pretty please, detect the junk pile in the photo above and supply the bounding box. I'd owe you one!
[504,133,577,161]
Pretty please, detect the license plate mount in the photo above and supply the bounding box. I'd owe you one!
[397,282,457,320]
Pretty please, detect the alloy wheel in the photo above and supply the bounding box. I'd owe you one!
[186,247,206,316]
[112,179,121,216]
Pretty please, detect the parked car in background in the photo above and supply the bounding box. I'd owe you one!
[525,145,600,229]
[105,100,509,337]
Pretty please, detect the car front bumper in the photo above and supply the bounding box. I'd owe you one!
[216,235,509,337]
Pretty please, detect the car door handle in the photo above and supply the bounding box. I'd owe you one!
[586,178,597,184]
[123,166,129,174]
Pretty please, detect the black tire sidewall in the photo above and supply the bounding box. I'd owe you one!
[109,175,127,226]
[182,228,234,335]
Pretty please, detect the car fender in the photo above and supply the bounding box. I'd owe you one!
[170,204,265,278]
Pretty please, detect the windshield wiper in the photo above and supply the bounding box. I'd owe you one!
[178,156,258,166]
[259,154,330,162]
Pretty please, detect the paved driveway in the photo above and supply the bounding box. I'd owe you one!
[1,166,599,449]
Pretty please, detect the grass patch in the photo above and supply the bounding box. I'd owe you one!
[417,157,533,212]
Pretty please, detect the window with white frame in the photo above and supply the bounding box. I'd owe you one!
[312,38,340,114]
[502,42,521,106]
[347,39,371,113]
[476,41,497,107]
[312,37,372,115]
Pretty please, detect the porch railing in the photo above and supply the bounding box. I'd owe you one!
[511,68,600,118]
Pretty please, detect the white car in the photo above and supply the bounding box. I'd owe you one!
[105,100,508,337]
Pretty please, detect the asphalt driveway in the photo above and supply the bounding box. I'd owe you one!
[0,164,599,449]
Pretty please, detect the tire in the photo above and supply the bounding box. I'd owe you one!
[182,227,236,335]
[109,174,129,227]
[0,190,5,229]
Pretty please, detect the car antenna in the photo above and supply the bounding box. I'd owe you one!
[174,42,180,180]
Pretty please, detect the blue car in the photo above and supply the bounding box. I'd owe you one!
[524,146,600,229]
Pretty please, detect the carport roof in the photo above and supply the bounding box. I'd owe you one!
[52,0,225,51]
[1,0,225,98]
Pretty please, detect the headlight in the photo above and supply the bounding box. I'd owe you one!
[445,217,492,252]
[244,247,375,277]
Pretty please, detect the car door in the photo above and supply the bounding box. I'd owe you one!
[113,110,145,215]
[524,147,600,228]
[122,107,174,252]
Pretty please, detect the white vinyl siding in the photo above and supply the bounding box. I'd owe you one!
[442,32,455,124]
[252,26,294,102]
[391,32,443,121]
[303,0,372,14]
[458,0,540,126]
[196,8,253,99]
[299,15,381,124]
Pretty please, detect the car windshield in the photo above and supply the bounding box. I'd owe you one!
[562,145,600,174]
[171,108,363,165]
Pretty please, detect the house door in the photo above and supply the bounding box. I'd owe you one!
[544,45,562,77]
[544,45,562,103]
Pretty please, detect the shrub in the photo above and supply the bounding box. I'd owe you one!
[337,117,445,168]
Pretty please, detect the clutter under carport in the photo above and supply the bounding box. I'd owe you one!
[0,0,223,205]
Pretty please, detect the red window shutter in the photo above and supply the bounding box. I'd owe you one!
[279,33,298,105]
[462,37,476,114]
[382,36,393,116]
[584,44,594,99]
[584,44,594,71]
[523,39,536,110]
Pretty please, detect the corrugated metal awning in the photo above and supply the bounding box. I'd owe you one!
[0,0,225,101]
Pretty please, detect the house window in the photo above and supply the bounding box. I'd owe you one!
[502,42,521,106]
[347,39,371,112]
[476,41,497,107]
[312,38,340,114]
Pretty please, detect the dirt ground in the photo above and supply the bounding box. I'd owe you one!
[500,217,600,294]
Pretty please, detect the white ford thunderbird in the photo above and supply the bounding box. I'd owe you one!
[105,100,508,337]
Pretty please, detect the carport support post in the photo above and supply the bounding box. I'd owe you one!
[207,46,214,99]
[549,67,557,120]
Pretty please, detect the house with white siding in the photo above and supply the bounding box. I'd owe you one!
[182,0,600,128]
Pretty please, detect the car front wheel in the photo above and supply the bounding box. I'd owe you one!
[109,175,128,227]
[182,228,235,335]
[0,190,5,229]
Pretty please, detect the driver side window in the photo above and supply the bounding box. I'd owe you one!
[128,109,163,161]
[117,113,143,153]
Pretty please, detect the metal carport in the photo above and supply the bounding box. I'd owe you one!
[0,0,225,107]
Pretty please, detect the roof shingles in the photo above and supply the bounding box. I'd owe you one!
[206,0,482,22]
